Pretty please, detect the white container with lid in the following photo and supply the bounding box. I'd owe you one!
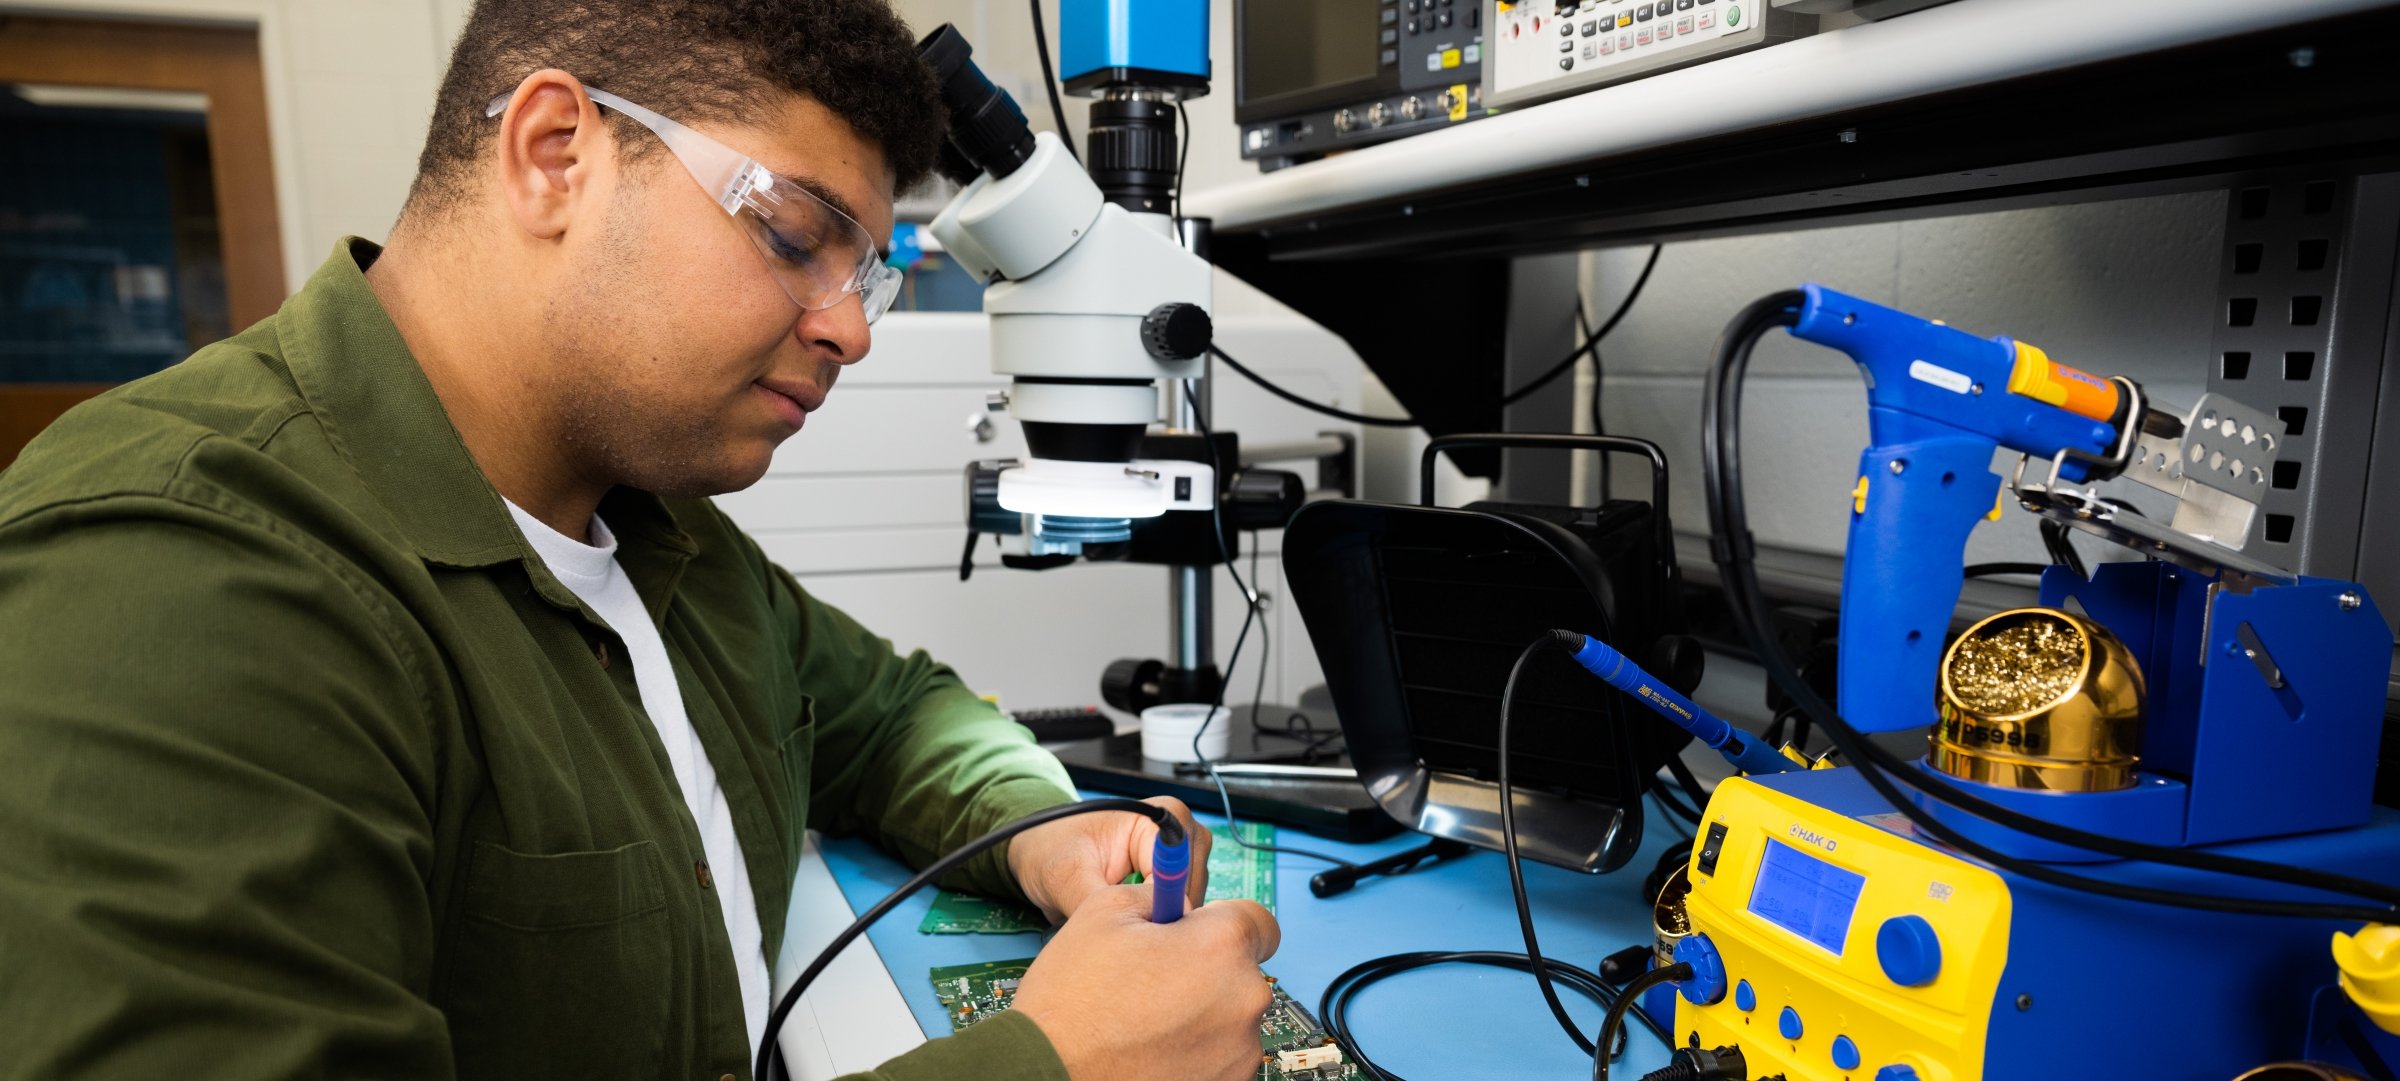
[1139,703,1232,764]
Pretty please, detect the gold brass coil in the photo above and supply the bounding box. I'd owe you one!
[1931,607,2146,792]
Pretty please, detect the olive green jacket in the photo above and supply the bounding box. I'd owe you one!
[0,239,1075,1081]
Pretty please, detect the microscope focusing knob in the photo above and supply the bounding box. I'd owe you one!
[1141,303,1214,361]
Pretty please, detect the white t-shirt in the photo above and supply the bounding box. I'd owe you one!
[505,499,767,1057]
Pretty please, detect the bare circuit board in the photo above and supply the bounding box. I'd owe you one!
[929,958,1356,1080]
[919,821,1280,934]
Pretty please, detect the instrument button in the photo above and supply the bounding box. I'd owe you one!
[1876,1068,1921,1081]
[1778,1006,1804,1041]
[1832,1036,1862,1071]
[1672,935,1728,1006]
[1877,914,1944,987]
[1733,979,1755,1012]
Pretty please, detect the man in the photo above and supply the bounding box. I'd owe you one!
[0,2,1278,1079]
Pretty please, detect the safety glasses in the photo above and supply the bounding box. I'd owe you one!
[485,86,902,324]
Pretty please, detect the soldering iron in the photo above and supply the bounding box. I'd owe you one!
[754,799,1190,1081]
[1553,629,1799,779]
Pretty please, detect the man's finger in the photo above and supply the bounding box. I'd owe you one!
[1184,898,1279,963]
[1069,882,1154,925]
[1186,820,1211,905]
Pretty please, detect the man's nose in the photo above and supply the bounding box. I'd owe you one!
[796,292,871,365]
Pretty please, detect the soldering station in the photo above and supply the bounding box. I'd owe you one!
[766,2,2400,1080]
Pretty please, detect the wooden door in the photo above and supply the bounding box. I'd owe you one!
[0,15,283,468]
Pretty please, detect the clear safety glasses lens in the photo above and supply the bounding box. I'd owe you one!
[488,87,900,324]
[726,177,903,325]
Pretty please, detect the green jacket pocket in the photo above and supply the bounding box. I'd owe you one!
[445,839,677,1079]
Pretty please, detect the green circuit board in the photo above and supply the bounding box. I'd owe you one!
[930,958,1356,1080]
[918,821,1280,934]
[1209,821,1278,913]
[918,891,1051,935]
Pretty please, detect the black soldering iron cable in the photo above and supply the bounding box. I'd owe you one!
[1591,961,1691,1081]
[1700,292,2400,921]
[1498,632,1621,1059]
[1179,383,1362,871]
[1319,950,1666,1081]
[753,798,1179,1081]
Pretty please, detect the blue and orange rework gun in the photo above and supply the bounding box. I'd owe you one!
[1786,284,2137,733]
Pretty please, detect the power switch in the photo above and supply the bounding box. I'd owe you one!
[1696,822,1729,876]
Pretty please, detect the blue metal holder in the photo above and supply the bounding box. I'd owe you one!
[1916,562,2392,860]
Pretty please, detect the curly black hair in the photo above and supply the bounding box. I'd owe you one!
[407,0,944,216]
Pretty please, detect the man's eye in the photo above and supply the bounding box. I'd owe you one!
[764,225,825,265]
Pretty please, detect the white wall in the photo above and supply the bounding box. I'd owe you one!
[6,0,464,288]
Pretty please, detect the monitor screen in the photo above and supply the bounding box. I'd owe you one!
[1240,0,1383,104]
[1746,839,1866,954]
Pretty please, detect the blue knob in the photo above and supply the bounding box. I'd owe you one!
[1876,1067,1920,1081]
[1733,979,1755,1012]
[1673,934,1727,1006]
[1779,1005,1803,1040]
[1877,915,1943,987]
[1832,1035,1861,1071]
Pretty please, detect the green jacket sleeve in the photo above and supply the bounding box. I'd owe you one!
[836,1012,1068,1081]
[0,492,454,1079]
[758,541,1078,902]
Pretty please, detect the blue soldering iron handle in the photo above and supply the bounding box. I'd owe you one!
[1837,439,1998,733]
[1148,832,1189,924]
[1564,634,1795,776]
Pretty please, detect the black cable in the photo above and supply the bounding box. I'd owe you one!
[1501,245,1661,408]
[1498,632,1610,1057]
[1593,961,1691,1081]
[754,798,1178,1081]
[1320,951,1669,1081]
[1210,245,1663,432]
[1173,99,1192,223]
[1661,752,1710,814]
[2039,517,2088,580]
[1700,292,2400,922]
[1963,561,2052,579]
[1028,0,1080,165]
[1650,782,1701,826]
[1211,345,1418,428]
[1182,383,1361,871]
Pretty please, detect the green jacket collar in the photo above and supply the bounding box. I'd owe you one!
[281,239,695,599]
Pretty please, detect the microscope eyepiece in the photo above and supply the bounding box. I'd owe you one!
[917,24,1038,182]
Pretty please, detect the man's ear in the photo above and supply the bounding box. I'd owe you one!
[489,69,611,241]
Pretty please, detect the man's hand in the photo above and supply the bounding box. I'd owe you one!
[1011,885,1281,1081]
[1007,796,1211,922]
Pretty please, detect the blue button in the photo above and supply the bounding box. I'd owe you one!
[1832,1035,1861,1071]
[1876,1067,1920,1081]
[1733,979,1755,1012]
[1673,934,1727,1006]
[1779,1005,1803,1040]
[1877,915,1944,987]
